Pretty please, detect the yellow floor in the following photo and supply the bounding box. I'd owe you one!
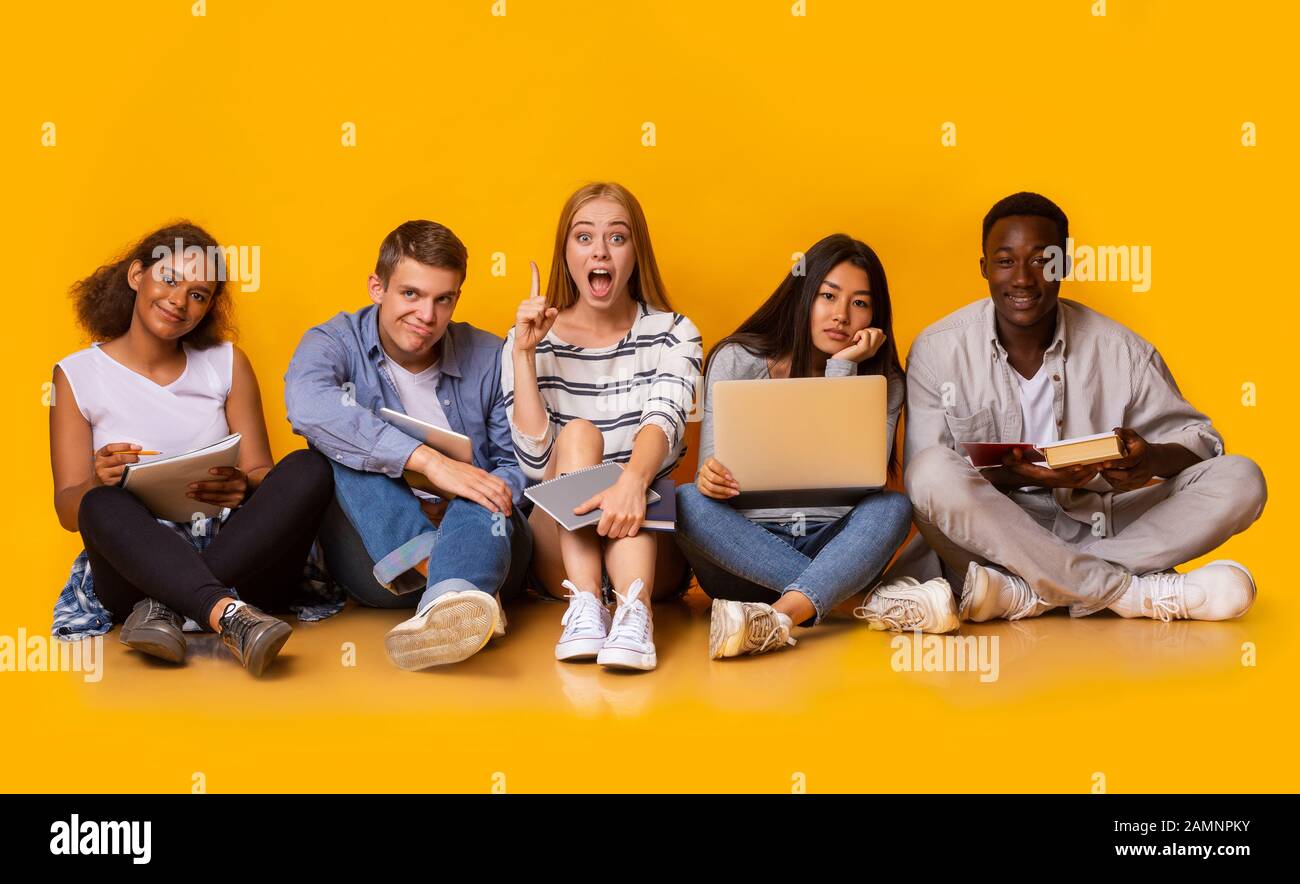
[7,567,1292,794]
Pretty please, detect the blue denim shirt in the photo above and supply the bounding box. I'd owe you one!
[285,305,526,505]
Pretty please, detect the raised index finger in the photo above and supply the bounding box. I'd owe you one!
[529,260,541,301]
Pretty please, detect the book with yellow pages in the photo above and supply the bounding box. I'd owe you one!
[961,431,1122,470]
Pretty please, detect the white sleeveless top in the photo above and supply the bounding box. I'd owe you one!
[57,342,234,454]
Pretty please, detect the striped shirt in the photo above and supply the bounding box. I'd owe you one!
[501,302,704,481]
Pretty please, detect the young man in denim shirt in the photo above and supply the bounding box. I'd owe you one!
[286,220,530,669]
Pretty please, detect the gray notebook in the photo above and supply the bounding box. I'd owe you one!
[525,462,662,531]
[119,433,242,522]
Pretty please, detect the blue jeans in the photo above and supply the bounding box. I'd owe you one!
[319,461,531,614]
[674,484,913,624]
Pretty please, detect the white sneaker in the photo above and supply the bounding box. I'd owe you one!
[708,599,796,659]
[493,593,507,639]
[555,580,611,662]
[597,579,656,671]
[855,577,960,634]
[384,589,498,670]
[1109,560,1256,622]
[960,562,1050,622]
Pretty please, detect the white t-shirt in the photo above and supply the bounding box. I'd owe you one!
[385,357,451,500]
[57,342,233,453]
[1015,364,1059,447]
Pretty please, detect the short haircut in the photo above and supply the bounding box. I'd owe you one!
[981,192,1069,252]
[374,220,468,286]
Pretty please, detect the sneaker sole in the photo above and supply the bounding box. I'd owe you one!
[556,637,606,662]
[597,646,657,671]
[242,621,293,677]
[119,625,186,664]
[385,594,497,671]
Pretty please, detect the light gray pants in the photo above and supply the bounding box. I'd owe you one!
[903,446,1267,616]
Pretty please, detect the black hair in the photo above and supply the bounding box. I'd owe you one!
[981,192,1069,252]
[707,233,906,477]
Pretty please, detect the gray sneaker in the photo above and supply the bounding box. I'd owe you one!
[119,598,186,663]
[217,603,292,676]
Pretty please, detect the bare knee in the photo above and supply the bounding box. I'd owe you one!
[554,419,604,470]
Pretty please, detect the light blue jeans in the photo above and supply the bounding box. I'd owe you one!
[674,484,912,624]
[319,461,530,614]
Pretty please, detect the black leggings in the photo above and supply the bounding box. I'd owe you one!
[78,448,334,628]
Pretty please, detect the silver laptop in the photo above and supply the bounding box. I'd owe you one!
[711,375,888,508]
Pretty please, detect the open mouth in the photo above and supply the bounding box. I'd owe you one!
[587,268,613,298]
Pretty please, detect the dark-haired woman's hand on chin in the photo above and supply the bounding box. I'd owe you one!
[832,327,886,363]
[697,456,739,499]
[575,472,648,539]
[92,443,145,487]
[513,260,558,353]
[188,466,249,508]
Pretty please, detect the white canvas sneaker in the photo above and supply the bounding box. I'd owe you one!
[855,577,960,634]
[597,579,656,671]
[1109,560,1256,621]
[555,580,612,662]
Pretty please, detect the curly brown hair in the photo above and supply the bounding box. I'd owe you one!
[71,221,235,347]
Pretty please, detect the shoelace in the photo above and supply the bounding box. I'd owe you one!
[1141,572,1187,623]
[560,581,607,634]
[855,579,927,630]
[143,598,178,624]
[609,589,651,646]
[748,612,795,654]
[856,595,924,631]
[219,606,258,649]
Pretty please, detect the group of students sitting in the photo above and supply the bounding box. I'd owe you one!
[48,184,1268,677]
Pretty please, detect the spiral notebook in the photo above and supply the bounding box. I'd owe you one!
[525,462,674,532]
[118,433,242,522]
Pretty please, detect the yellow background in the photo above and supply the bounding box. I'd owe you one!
[2,0,1295,792]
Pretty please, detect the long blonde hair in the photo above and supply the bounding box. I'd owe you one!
[544,182,673,312]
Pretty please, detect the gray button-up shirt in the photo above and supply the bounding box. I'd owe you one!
[904,297,1223,528]
[284,305,526,505]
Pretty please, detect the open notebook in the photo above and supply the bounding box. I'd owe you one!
[119,433,242,521]
[525,462,673,532]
